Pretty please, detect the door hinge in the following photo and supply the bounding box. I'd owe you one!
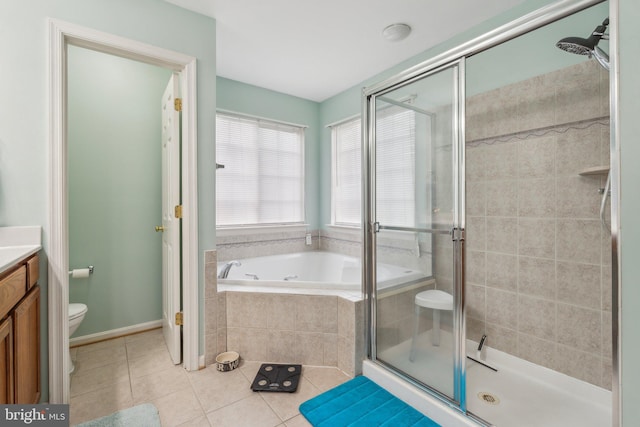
[451,228,465,242]
[175,205,183,219]
[175,312,184,326]
[174,97,182,112]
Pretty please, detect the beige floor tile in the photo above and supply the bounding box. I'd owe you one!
[70,361,130,397]
[238,360,263,381]
[302,366,351,392]
[73,345,127,374]
[189,367,253,413]
[131,366,191,403]
[128,348,175,378]
[207,394,281,427]
[260,377,320,422]
[152,386,205,427]
[69,379,133,425]
[124,327,163,343]
[75,337,125,356]
[285,415,313,427]
[126,335,169,360]
[177,415,212,427]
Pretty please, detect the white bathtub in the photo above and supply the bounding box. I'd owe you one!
[217,251,426,293]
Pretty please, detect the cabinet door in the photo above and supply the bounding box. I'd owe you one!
[13,286,40,404]
[0,316,14,404]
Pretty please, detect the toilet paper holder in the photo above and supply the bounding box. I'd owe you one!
[68,266,94,276]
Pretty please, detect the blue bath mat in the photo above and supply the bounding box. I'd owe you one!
[76,403,161,427]
[299,376,440,426]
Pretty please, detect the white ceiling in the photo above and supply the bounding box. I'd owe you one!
[167,0,525,102]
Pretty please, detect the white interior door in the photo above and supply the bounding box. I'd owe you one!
[161,73,182,364]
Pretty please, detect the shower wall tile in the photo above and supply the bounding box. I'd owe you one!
[485,323,517,354]
[556,219,601,264]
[557,261,601,309]
[517,135,556,178]
[517,256,556,298]
[517,218,555,259]
[465,61,611,389]
[466,284,486,320]
[556,176,601,218]
[485,217,517,254]
[485,252,517,292]
[518,178,556,218]
[518,295,556,340]
[466,181,486,216]
[557,303,602,353]
[485,288,517,328]
[486,180,518,217]
[515,333,555,369]
[555,126,602,177]
[465,250,486,286]
[554,344,602,387]
[484,142,518,180]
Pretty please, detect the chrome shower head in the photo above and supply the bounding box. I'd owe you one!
[556,18,610,70]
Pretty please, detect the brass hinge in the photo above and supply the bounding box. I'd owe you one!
[175,205,183,219]
[175,312,184,326]
[174,97,182,112]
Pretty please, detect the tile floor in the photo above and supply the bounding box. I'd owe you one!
[70,328,352,426]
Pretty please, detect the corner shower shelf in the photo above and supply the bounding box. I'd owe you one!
[579,166,610,176]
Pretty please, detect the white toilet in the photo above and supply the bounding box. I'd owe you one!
[68,303,88,374]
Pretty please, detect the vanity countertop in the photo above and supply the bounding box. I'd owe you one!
[0,226,42,275]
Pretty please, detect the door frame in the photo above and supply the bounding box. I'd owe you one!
[48,19,200,403]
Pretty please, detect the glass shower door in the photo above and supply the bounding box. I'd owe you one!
[365,60,465,407]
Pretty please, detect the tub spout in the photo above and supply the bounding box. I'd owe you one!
[218,261,241,279]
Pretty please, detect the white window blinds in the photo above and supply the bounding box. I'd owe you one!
[332,117,362,226]
[216,113,305,227]
[331,108,416,228]
[376,107,416,227]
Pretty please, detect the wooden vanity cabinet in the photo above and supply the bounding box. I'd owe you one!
[0,316,14,404]
[0,253,40,404]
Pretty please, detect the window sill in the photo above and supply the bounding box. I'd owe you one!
[216,224,310,237]
[325,224,361,235]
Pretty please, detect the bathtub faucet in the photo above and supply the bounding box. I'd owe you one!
[218,260,241,279]
[284,275,298,281]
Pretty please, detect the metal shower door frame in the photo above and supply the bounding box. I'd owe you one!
[362,57,468,412]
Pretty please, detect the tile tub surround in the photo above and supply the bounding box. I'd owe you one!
[223,292,365,376]
[216,228,320,261]
[458,60,612,389]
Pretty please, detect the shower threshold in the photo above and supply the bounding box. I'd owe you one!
[373,331,611,427]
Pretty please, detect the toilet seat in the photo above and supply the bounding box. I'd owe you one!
[69,303,88,320]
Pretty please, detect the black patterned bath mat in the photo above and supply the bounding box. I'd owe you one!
[251,363,302,392]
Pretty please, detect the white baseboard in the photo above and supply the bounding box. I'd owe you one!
[70,320,163,347]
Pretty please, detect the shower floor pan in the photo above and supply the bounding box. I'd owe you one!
[378,331,611,427]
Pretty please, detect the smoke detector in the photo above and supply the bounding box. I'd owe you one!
[382,23,412,42]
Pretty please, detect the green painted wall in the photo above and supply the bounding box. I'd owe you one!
[618,0,640,424]
[216,77,322,228]
[67,46,172,337]
[0,0,216,401]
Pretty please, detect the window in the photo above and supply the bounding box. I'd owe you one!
[331,108,416,228]
[216,112,305,227]
[331,117,361,226]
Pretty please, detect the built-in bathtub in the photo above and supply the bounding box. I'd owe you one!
[215,250,433,375]
[217,250,427,296]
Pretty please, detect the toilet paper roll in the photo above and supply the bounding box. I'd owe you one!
[71,268,91,279]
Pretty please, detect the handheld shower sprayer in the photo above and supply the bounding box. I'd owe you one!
[556,17,610,71]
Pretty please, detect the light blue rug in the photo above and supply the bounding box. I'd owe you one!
[299,376,441,426]
[76,403,161,427]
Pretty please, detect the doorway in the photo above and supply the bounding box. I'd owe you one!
[48,19,199,404]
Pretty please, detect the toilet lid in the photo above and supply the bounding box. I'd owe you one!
[69,303,88,319]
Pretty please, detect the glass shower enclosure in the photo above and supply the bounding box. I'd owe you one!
[363,59,467,411]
